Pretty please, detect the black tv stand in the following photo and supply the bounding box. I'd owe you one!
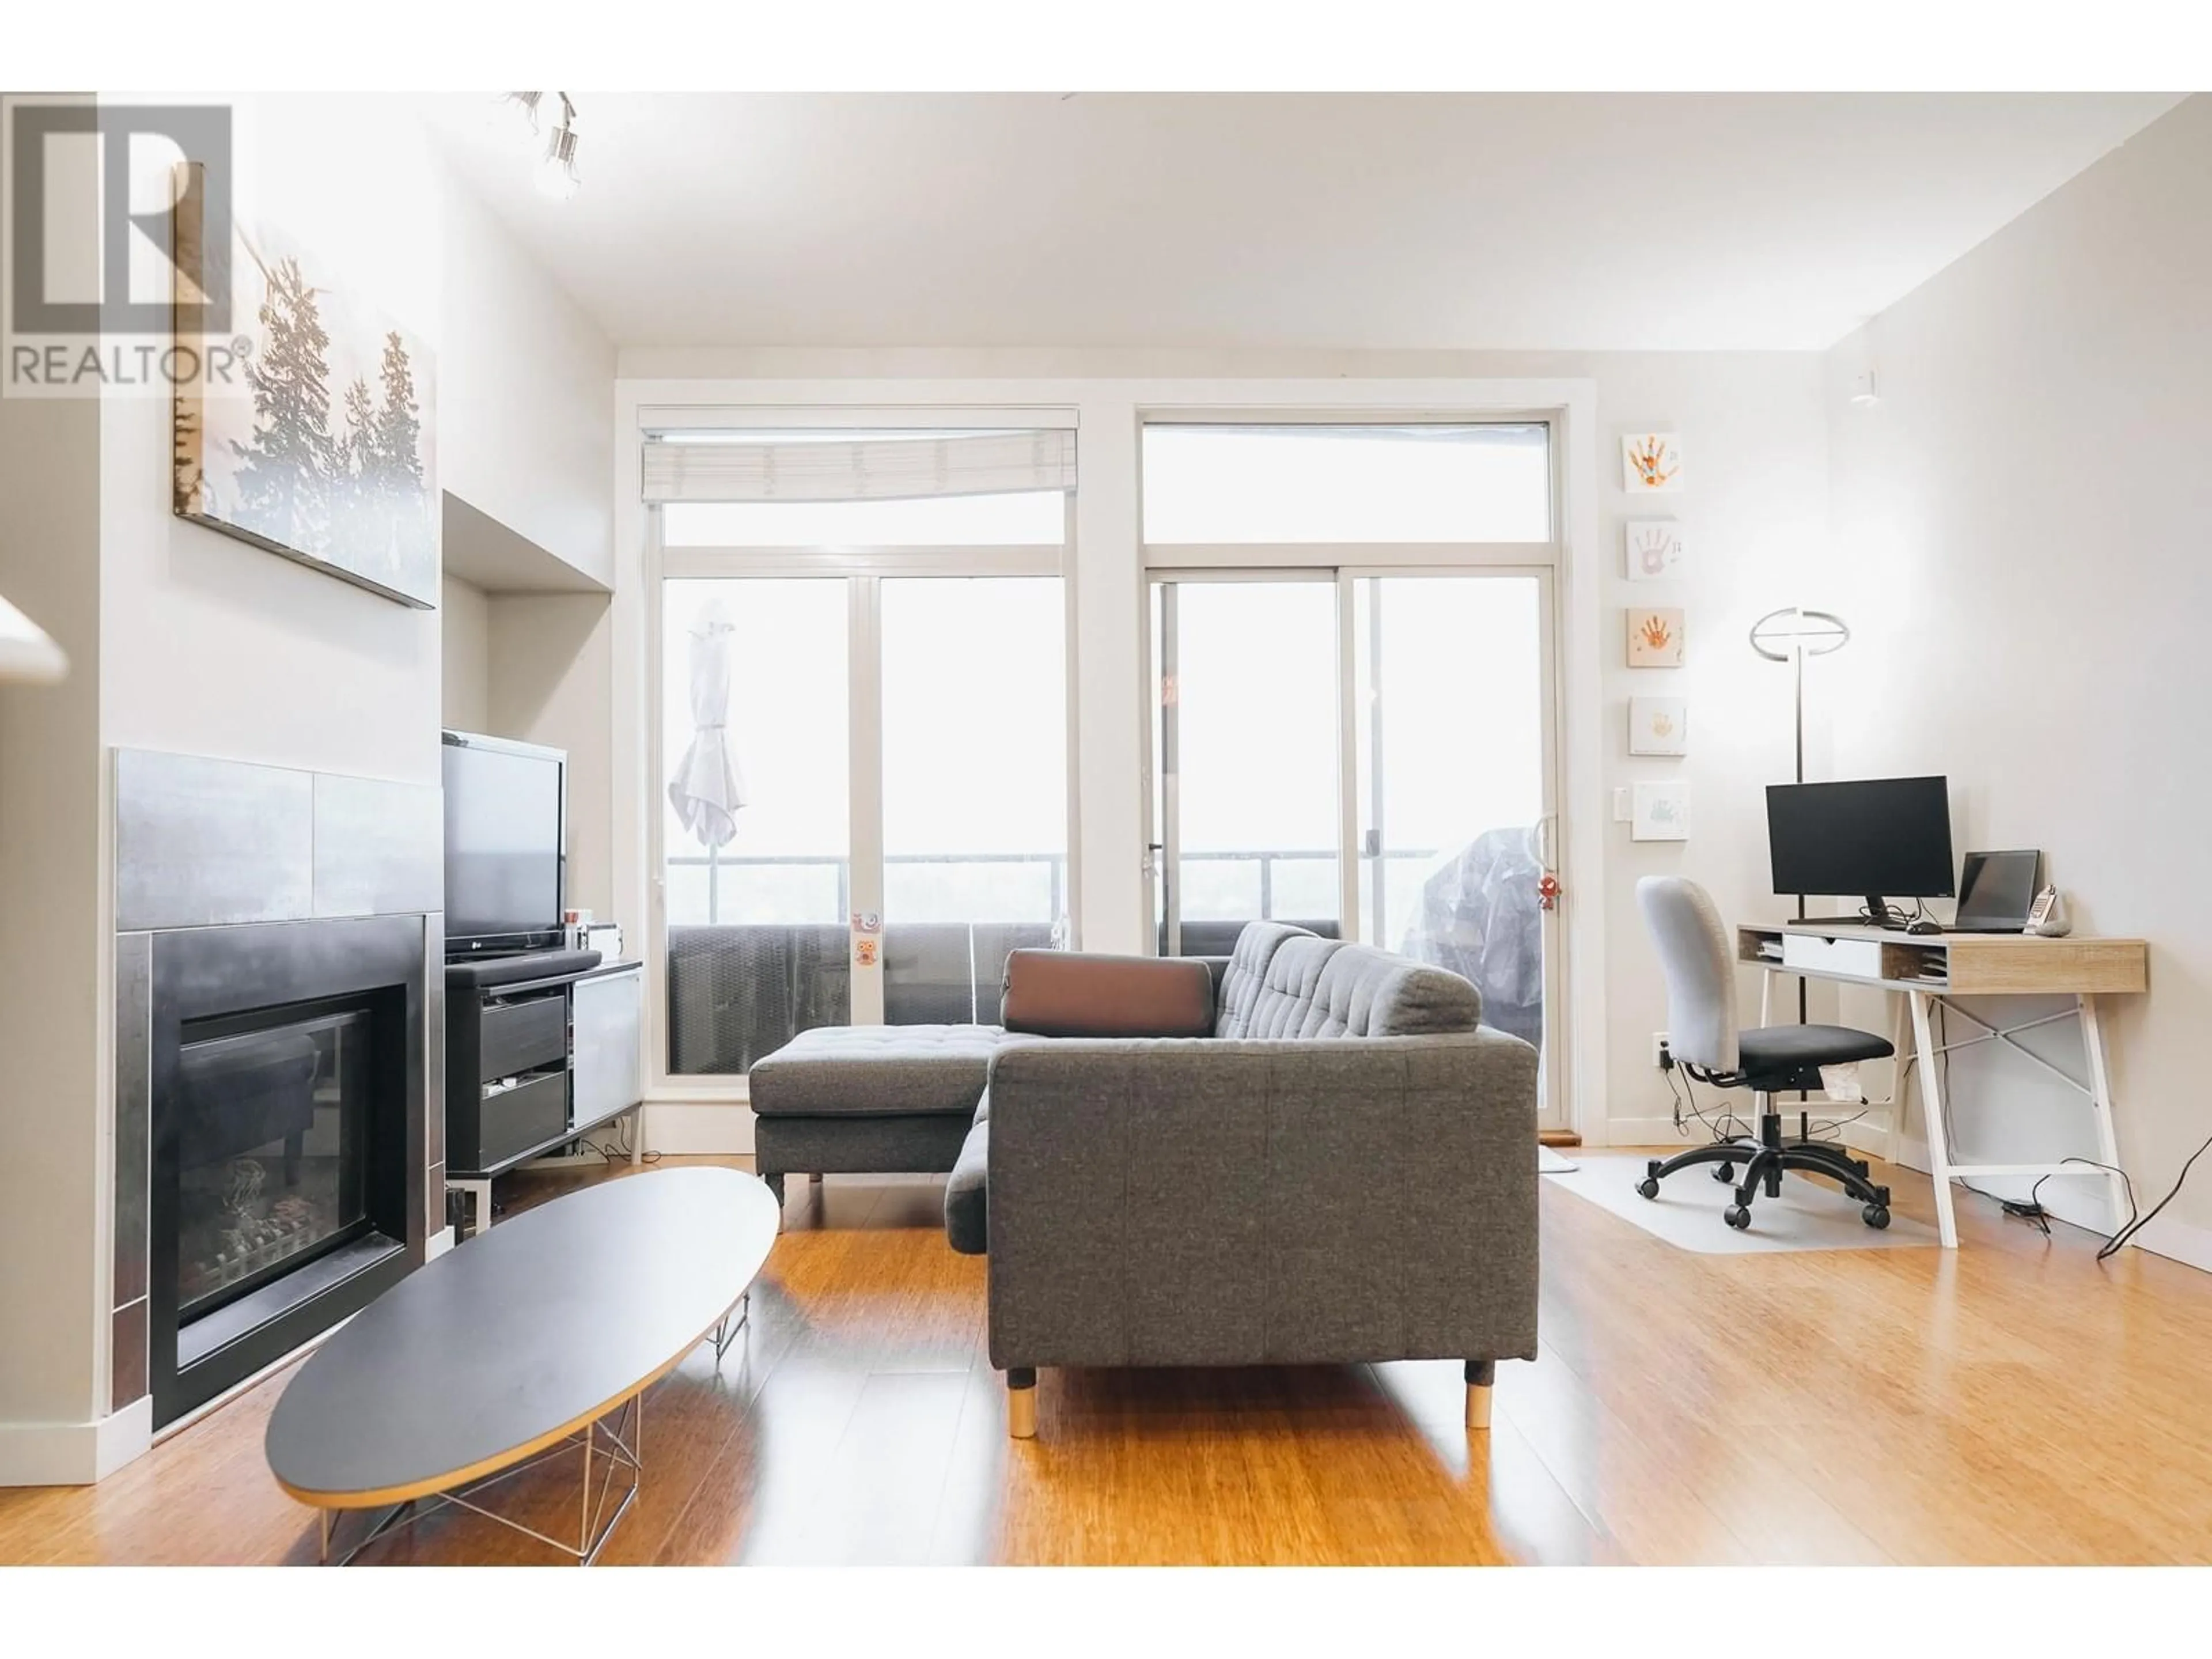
[443,950,643,1238]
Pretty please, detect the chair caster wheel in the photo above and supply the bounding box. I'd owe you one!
[1863,1204,1891,1230]
[1712,1164,1734,1183]
[1637,1177,1661,1200]
[1724,1205,1752,1230]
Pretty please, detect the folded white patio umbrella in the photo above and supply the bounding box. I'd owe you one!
[666,600,748,862]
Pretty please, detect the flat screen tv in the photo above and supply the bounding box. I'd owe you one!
[442,731,566,957]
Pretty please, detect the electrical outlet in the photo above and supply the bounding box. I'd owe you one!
[1653,1033,1673,1070]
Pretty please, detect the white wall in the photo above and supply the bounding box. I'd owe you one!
[0,93,616,1479]
[441,576,491,732]
[1824,94,2212,1255]
[1578,355,1831,1141]
[441,180,617,589]
[487,593,616,918]
[613,348,1832,1150]
[100,97,450,786]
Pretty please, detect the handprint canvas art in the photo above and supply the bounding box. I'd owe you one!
[1627,607,1686,667]
[1624,520,1685,581]
[1629,696,1689,755]
[1622,432,1684,494]
[1632,780,1691,842]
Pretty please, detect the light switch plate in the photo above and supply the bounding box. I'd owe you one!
[1613,786,1633,823]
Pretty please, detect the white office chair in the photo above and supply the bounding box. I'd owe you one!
[1636,876,1896,1230]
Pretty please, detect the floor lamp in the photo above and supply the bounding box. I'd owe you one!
[1749,607,1850,1025]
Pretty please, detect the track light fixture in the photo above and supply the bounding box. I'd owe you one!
[501,91,580,200]
[501,90,543,138]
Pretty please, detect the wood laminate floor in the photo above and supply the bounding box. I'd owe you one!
[5,1150,2211,1566]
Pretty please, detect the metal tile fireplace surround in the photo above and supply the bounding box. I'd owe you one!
[113,751,444,1430]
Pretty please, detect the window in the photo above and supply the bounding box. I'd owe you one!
[662,579,850,1075]
[1141,423,1551,543]
[1142,412,1562,1122]
[651,423,1074,1077]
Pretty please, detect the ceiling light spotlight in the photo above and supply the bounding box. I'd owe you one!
[500,90,543,141]
[535,96,580,200]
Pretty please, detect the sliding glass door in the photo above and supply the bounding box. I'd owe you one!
[659,570,1070,1075]
[1151,578,1342,953]
[1152,567,1559,1108]
[1353,574,1551,1055]
[648,423,1074,1085]
[1143,418,1563,1124]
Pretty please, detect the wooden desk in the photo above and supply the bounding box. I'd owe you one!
[1736,922,2149,1248]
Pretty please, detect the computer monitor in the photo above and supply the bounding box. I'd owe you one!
[1766,777,1955,919]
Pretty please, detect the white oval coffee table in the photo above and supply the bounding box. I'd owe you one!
[265,1166,778,1565]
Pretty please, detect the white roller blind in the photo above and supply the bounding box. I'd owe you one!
[643,430,1076,505]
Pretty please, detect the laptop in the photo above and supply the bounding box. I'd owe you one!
[1952,849,2043,933]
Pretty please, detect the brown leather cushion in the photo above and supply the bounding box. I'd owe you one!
[1001,950,1214,1039]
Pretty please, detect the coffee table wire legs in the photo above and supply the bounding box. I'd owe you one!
[315,1287,757,1566]
[315,1394,643,1566]
[710,1289,751,1366]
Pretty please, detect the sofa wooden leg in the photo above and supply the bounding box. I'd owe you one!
[1465,1360,1495,1431]
[1007,1368,1037,1440]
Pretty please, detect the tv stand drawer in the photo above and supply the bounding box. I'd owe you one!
[471,1071,570,1171]
[479,994,567,1081]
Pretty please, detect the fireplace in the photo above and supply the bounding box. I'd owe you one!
[111,748,444,1442]
[176,999,378,1321]
[147,914,425,1426]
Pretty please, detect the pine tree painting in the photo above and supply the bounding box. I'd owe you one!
[175,217,438,609]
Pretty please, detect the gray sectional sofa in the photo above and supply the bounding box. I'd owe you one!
[746,921,1540,1438]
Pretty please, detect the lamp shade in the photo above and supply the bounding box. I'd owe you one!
[1749,607,1849,662]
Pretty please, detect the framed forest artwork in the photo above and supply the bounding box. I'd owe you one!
[171,161,438,609]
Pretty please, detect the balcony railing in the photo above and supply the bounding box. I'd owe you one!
[662,844,1470,1074]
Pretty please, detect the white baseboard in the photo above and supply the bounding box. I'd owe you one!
[2130,1210,2212,1274]
[423,1225,456,1262]
[643,1101,754,1155]
[0,1395,152,1487]
[1837,1122,2212,1274]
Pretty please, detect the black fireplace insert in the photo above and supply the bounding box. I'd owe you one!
[150,915,425,1427]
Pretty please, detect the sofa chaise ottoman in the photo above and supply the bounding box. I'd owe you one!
[745,1021,1003,1206]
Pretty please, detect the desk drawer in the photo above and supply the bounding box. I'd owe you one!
[478,993,567,1081]
[1780,933,1886,981]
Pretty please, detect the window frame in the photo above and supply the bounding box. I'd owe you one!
[1138,411,1567,1128]
[619,378,1605,1147]
[1139,418,1555,549]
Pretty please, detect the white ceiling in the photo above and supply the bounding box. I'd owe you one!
[421,92,2184,354]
